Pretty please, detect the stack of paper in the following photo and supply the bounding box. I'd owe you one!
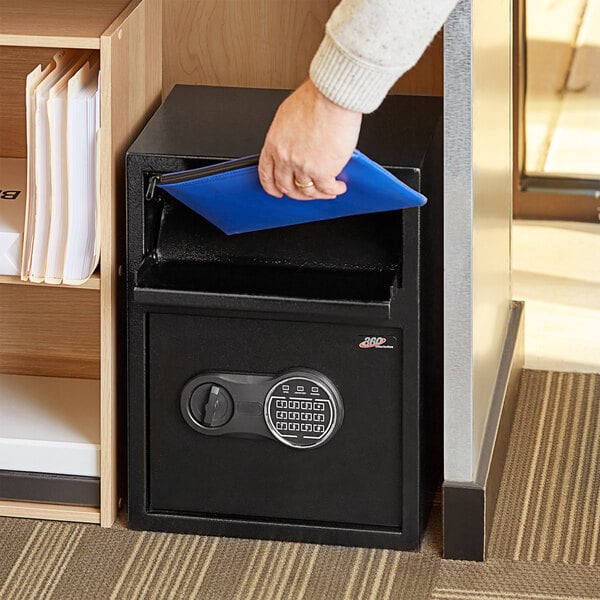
[64,62,101,284]
[20,50,100,285]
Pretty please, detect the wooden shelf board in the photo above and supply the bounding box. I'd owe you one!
[0,34,99,50]
[0,499,100,523]
[0,284,101,380]
[0,0,133,48]
[0,272,100,290]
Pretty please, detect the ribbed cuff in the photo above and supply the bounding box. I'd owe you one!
[309,34,405,114]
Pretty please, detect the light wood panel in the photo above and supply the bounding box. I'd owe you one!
[390,31,443,97]
[0,46,61,158]
[163,0,443,98]
[100,0,162,527]
[163,0,337,94]
[0,272,100,290]
[0,0,132,48]
[0,284,100,379]
[0,500,100,523]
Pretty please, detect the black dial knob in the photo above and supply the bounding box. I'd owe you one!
[189,383,234,428]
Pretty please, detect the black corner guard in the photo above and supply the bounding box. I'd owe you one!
[443,300,525,560]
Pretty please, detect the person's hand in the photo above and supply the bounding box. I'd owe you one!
[259,80,362,200]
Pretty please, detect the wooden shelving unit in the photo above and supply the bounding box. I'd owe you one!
[0,0,162,526]
[0,272,101,290]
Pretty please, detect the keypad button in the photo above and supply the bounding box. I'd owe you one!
[290,423,300,431]
[289,400,300,409]
[276,399,287,409]
[276,422,287,431]
[301,413,311,421]
[289,412,299,420]
[314,424,325,433]
[301,424,313,432]
[276,411,286,419]
[296,385,305,393]
[311,387,319,394]
[282,385,290,392]
[301,401,311,410]
[314,402,325,412]
[314,414,325,422]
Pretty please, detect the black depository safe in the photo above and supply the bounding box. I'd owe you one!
[126,85,443,551]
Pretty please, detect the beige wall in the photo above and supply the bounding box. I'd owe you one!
[471,0,513,476]
[162,0,443,97]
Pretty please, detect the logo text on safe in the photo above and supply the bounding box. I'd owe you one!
[359,336,387,349]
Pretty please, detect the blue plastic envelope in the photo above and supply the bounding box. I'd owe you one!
[152,149,426,235]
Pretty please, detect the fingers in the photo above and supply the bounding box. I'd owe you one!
[287,170,346,201]
[272,159,297,199]
[277,164,343,201]
[288,174,341,201]
[258,150,282,198]
[311,176,347,198]
[259,149,345,201]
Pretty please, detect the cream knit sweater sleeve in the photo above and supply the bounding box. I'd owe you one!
[310,0,458,113]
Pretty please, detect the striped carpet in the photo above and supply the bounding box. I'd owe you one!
[0,369,599,599]
[489,370,600,565]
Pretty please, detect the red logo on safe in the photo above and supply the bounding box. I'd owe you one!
[359,336,387,349]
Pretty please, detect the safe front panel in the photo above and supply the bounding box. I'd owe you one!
[147,313,404,529]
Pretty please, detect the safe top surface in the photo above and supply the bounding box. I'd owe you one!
[128,85,442,171]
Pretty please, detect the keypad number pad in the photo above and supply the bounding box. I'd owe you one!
[265,376,338,449]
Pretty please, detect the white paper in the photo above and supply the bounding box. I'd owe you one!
[29,50,80,282]
[45,51,91,283]
[21,60,55,280]
[63,59,100,284]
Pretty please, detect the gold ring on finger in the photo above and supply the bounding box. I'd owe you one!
[294,178,315,189]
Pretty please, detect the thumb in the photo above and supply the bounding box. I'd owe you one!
[332,179,347,196]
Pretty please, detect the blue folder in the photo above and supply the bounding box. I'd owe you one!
[152,149,426,235]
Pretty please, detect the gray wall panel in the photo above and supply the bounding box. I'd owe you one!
[444,0,513,481]
[444,0,474,481]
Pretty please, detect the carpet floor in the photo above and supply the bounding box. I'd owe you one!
[0,369,599,599]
